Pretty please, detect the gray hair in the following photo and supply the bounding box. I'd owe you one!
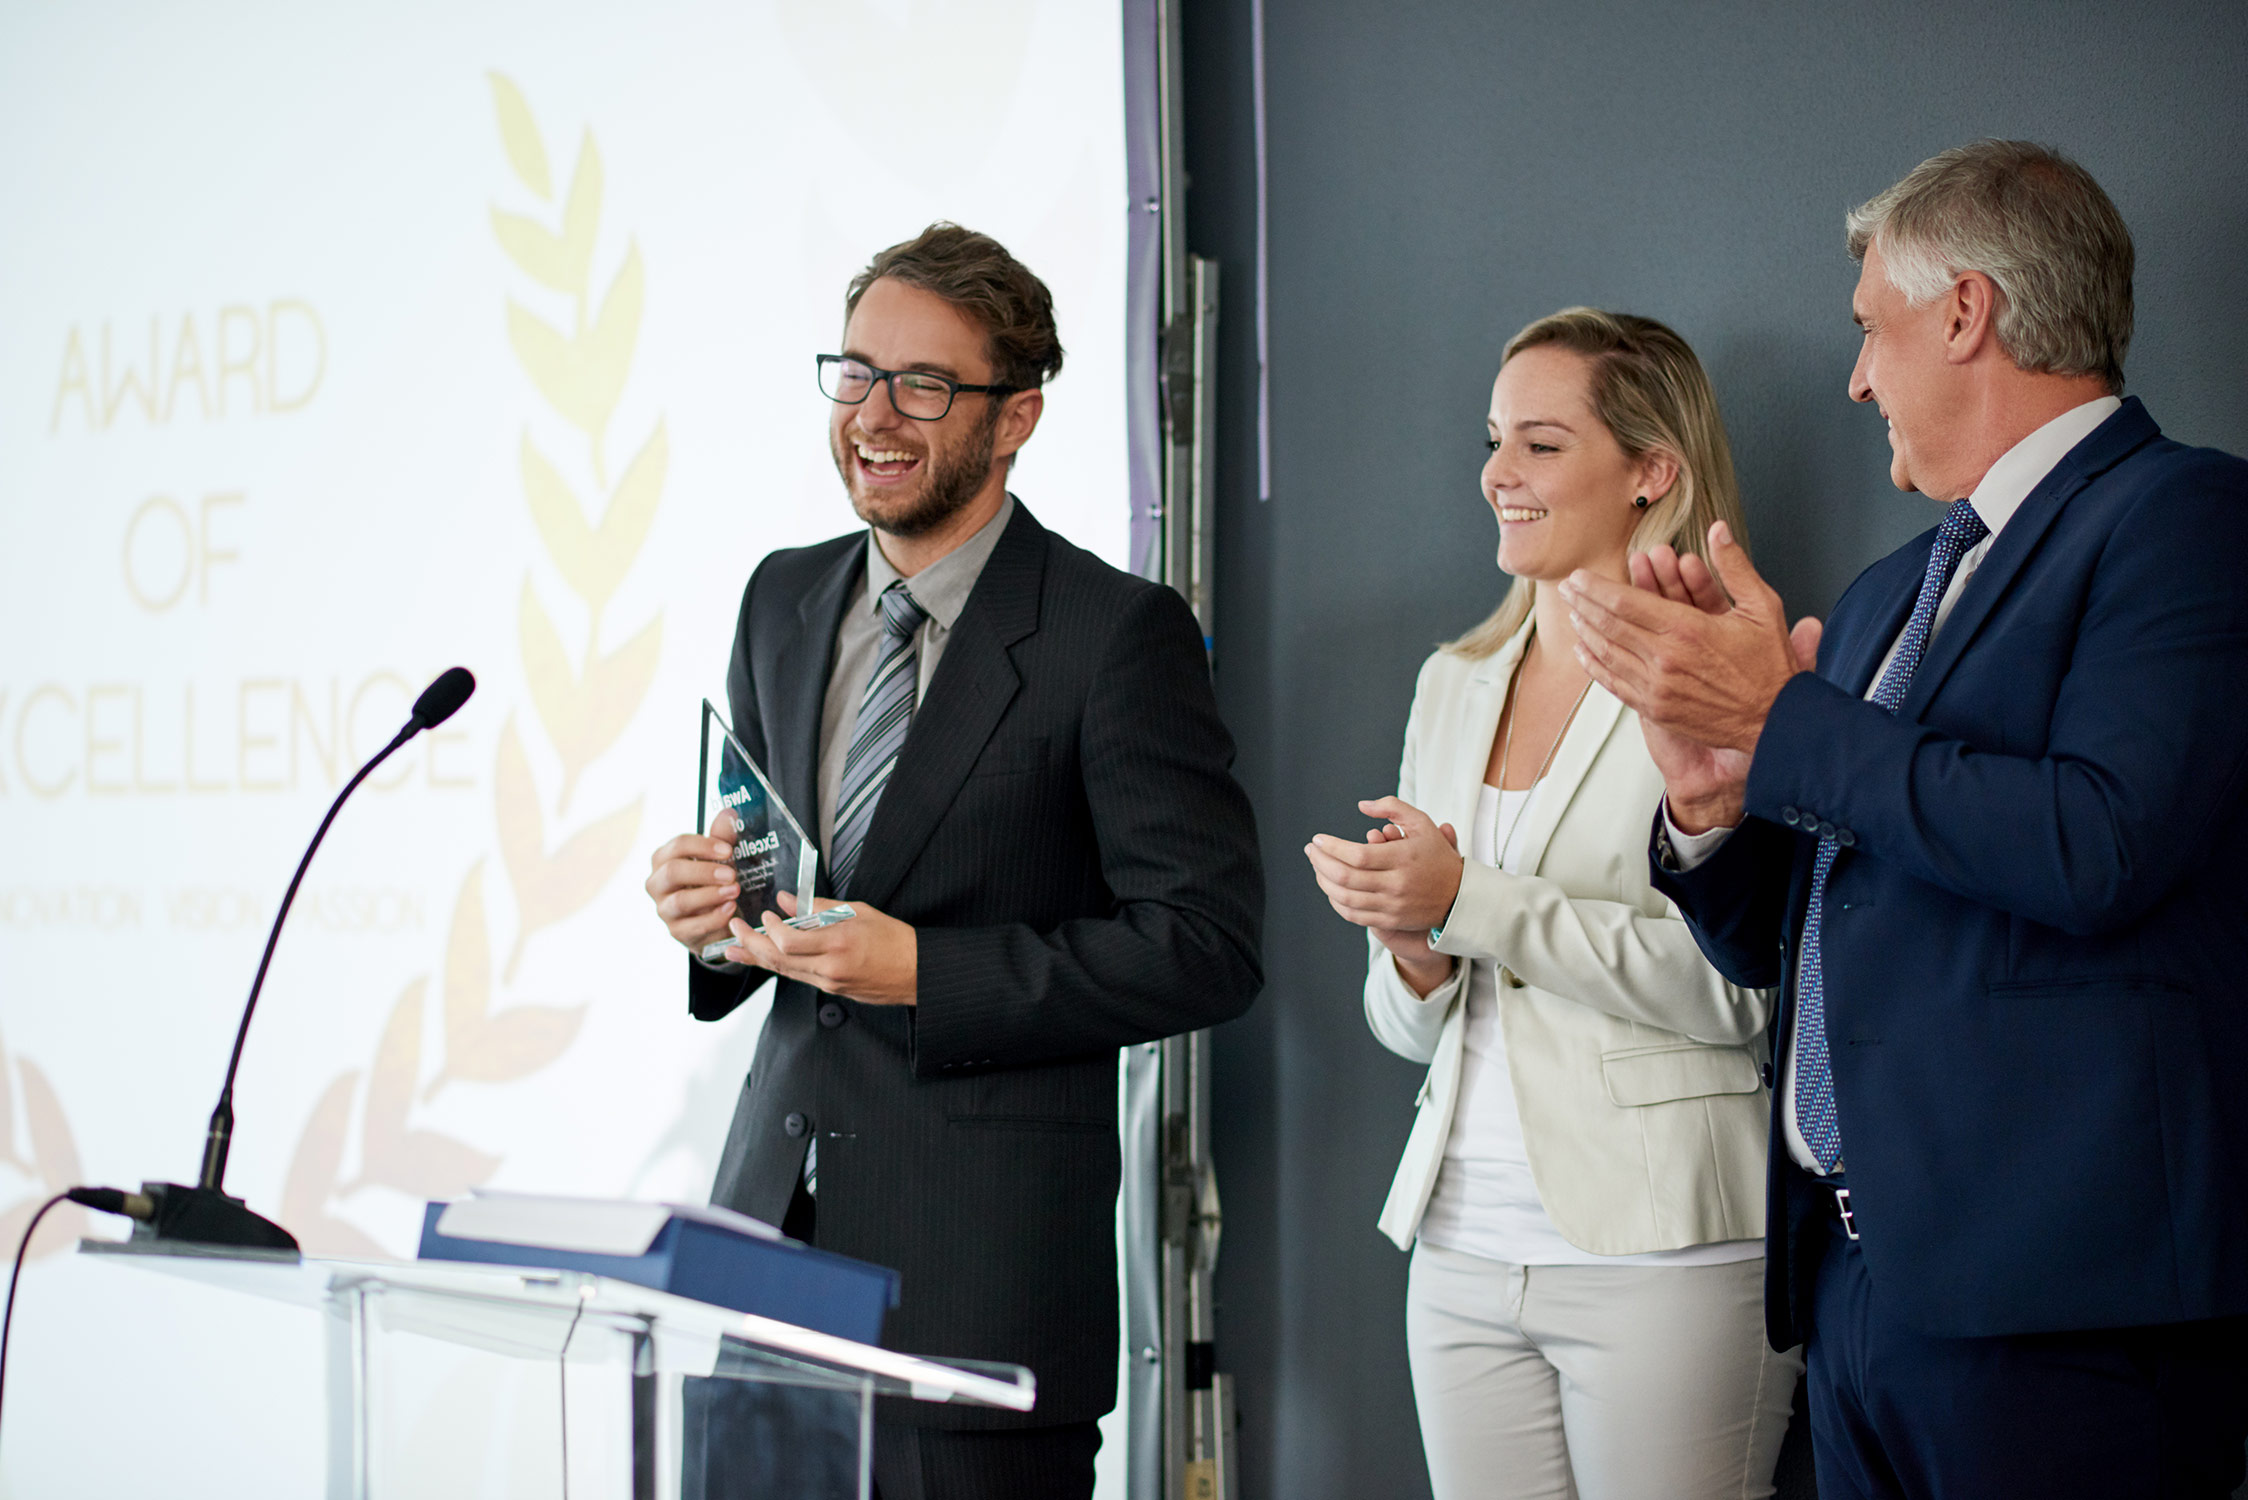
[1846,140,2133,392]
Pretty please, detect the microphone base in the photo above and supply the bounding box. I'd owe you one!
[133,1181,301,1254]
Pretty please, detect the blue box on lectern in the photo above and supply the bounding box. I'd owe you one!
[416,1194,900,1345]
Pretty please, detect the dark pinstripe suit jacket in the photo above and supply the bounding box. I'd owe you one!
[690,500,1264,1428]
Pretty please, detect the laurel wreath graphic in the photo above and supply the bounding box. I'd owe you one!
[274,73,665,1255]
[0,1028,89,1263]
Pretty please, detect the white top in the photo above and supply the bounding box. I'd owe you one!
[1667,395,2122,1175]
[1419,781,1763,1266]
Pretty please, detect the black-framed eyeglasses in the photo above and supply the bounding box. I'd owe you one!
[816,355,1018,422]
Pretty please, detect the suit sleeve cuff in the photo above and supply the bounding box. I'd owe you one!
[1430,858,1505,958]
[905,926,1005,1075]
[1743,671,1872,829]
[1382,945,1465,1007]
[688,952,765,1022]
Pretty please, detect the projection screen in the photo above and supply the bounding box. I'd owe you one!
[0,3,1131,1493]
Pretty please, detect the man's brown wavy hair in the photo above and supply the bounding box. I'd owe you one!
[846,222,1065,393]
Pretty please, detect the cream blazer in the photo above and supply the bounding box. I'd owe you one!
[1367,619,1776,1254]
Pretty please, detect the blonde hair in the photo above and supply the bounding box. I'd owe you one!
[1448,307,1750,659]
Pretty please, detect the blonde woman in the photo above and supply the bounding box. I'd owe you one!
[1306,310,1800,1499]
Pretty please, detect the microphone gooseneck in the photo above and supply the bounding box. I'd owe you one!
[196,724,414,1195]
[166,667,476,1250]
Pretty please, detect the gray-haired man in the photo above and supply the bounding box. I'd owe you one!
[1568,141,2248,1496]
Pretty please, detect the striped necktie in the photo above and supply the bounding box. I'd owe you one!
[829,580,928,897]
[1795,498,1990,1172]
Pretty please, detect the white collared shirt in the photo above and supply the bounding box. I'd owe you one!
[1668,395,2120,1174]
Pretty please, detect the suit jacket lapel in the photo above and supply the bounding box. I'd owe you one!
[1443,618,1621,879]
[1514,685,1623,879]
[774,541,861,882]
[1828,558,1918,699]
[1444,624,1529,838]
[1902,399,2160,715]
[844,505,1044,908]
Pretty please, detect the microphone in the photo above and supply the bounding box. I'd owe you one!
[141,667,477,1252]
[410,666,476,732]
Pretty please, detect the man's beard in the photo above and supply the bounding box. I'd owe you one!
[838,407,999,539]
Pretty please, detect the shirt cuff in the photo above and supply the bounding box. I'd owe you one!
[1660,797,1738,872]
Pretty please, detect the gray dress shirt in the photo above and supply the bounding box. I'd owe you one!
[695,494,1015,985]
[814,493,1015,855]
[726,495,1014,1191]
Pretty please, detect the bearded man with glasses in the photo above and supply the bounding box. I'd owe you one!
[643,222,1264,1500]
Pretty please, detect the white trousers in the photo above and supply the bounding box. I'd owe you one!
[1406,1241,1801,1500]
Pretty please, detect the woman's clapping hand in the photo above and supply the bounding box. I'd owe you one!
[1306,796,1463,997]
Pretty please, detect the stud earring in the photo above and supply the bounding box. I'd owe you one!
[1632,495,1651,510]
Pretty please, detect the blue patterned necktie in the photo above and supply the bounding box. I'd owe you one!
[829,580,928,897]
[1795,498,1990,1172]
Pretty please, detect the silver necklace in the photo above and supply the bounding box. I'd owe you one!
[1497,629,1596,794]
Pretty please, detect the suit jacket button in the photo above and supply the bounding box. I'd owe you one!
[1837,829,1857,848]
[1781,806,1801,826]
[818,1002,847,1029]
[784,1112,809,1138]
[1817,820,1837,838]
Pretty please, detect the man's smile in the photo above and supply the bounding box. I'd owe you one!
[850,434,924,484]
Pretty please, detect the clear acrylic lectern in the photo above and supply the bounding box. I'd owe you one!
[84,1239,1034,1500]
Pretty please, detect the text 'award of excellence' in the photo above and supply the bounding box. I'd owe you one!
[698,698,853,963]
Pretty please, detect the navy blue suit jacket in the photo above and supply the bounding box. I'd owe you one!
[1653,398,2248,1347]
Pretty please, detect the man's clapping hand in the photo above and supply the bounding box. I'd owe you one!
[1560,522,1822,833]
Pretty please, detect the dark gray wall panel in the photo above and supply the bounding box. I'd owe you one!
[1183,4,2248,1498]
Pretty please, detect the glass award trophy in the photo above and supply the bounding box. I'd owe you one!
[698,699,851,963]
